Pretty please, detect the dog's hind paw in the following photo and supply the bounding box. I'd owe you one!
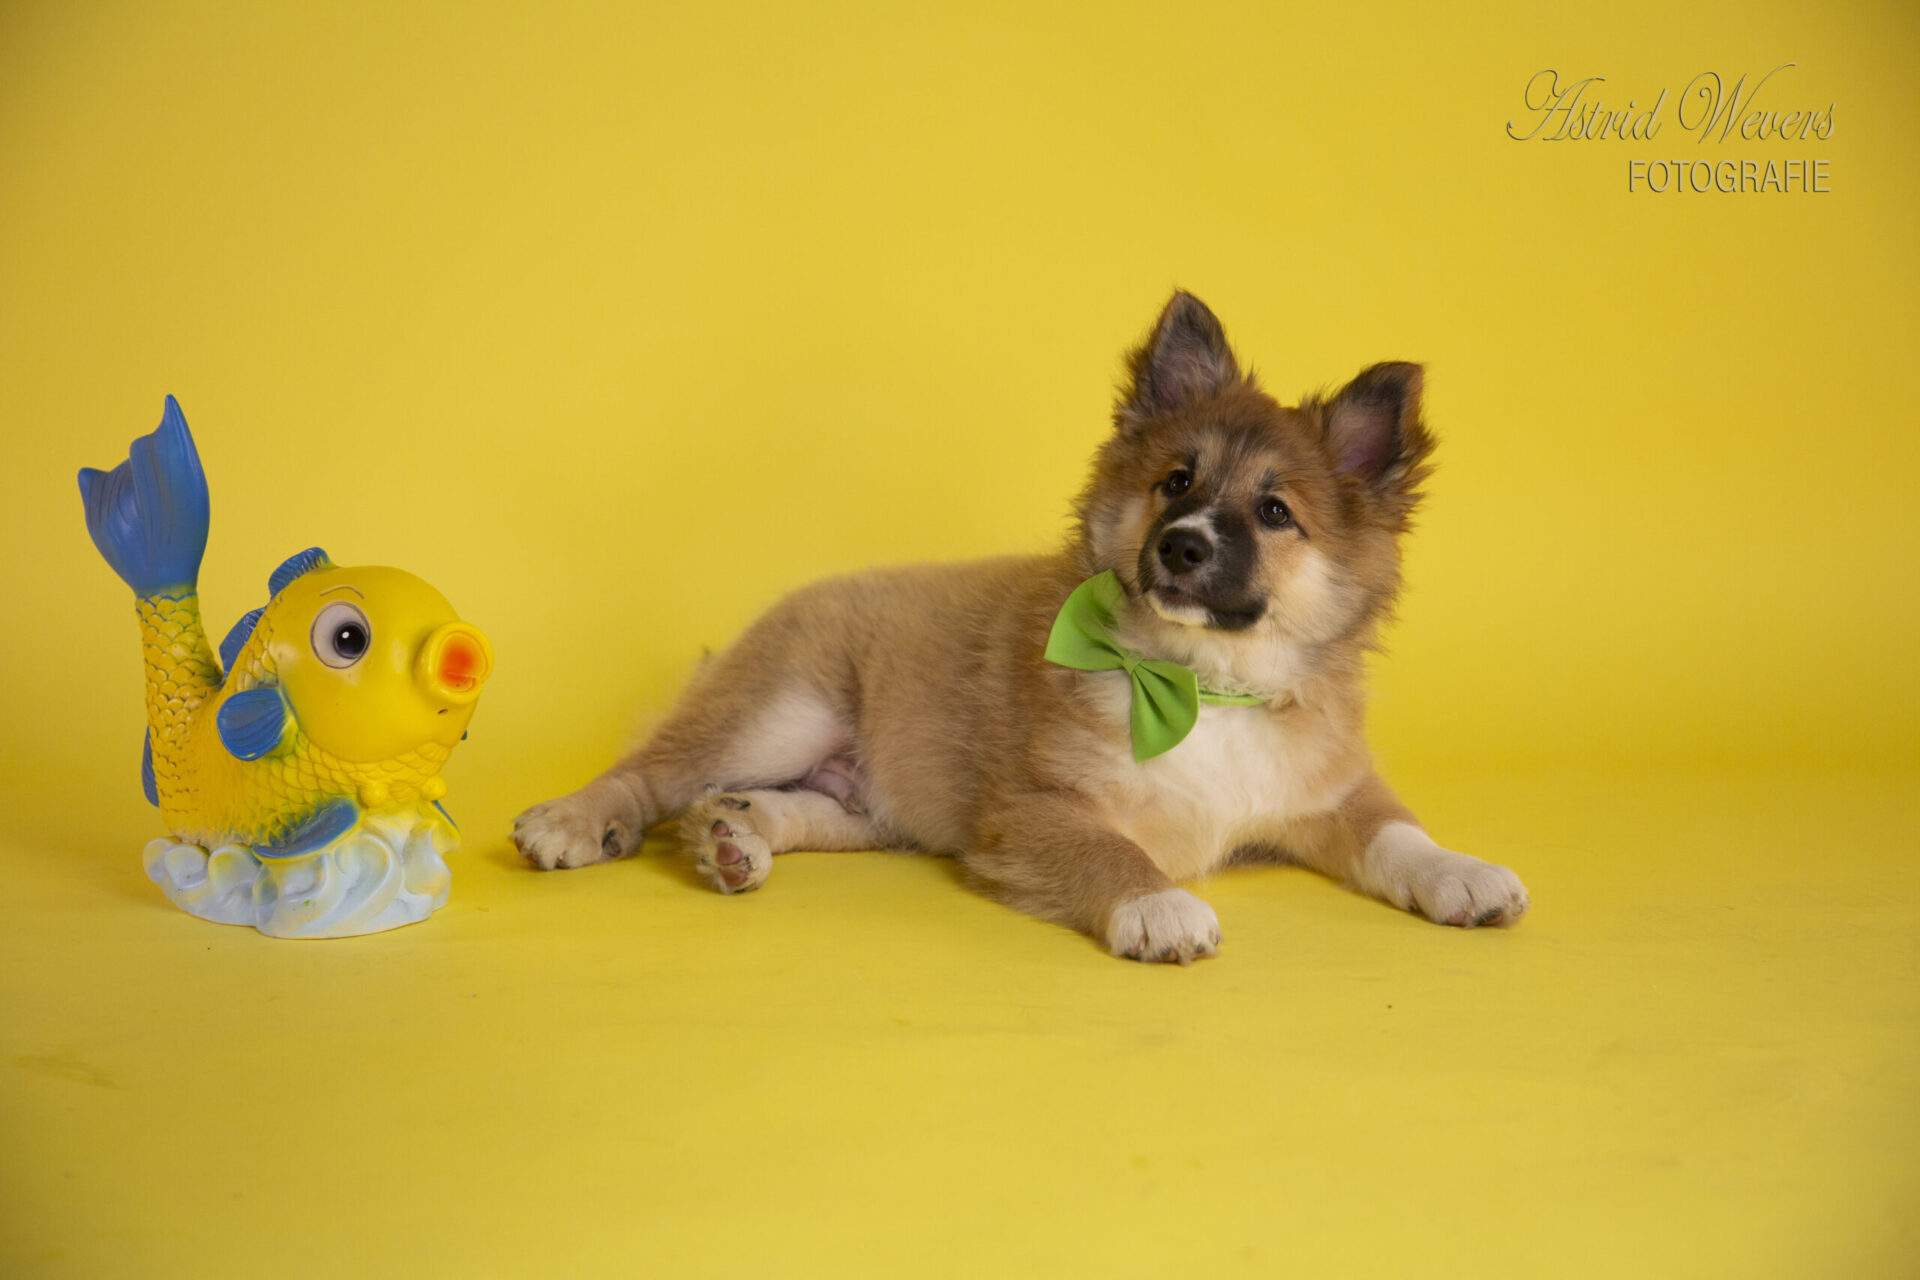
[1105,888,1222,964]
[513,791,633,870]
[681,793,772,894]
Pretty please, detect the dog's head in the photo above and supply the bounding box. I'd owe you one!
[1076,291,1433,687]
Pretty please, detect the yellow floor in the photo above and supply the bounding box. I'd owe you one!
[2,768,1915,1278]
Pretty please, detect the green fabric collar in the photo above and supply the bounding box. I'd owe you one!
[1044,571,1267,761]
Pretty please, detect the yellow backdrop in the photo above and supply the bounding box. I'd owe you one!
[3,2,1916,1276]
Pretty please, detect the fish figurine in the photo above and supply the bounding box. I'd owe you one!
[79,396,494,937]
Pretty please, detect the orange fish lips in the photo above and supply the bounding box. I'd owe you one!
[416,623,494,704]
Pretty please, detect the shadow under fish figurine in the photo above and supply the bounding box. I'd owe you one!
[79,396,493,938]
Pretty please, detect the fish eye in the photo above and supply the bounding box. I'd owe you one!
[1161,469,1192,498]
[311,601,372,669]
[1258,497,1294,529]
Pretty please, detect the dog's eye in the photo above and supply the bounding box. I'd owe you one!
[1161,470,1192,498]
[1258,497,1294,529]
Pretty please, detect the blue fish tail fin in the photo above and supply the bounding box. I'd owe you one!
[78,395,210,597]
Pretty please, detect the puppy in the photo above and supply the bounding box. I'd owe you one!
[513,291,1528,962]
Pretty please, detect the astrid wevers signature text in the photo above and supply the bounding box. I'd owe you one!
[1507,64,1833,194]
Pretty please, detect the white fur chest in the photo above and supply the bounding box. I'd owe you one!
[1073,672,1354,882]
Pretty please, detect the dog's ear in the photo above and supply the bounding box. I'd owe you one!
[1116,291,1241,429]
[1323,361,1434,524]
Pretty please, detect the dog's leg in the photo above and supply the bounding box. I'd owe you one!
[1282,772,1529,927]
[512,765,665,871]
[965,796,1222,963]
[678,786,882,894]
[515,687,852,871]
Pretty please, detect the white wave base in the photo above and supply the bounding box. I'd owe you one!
[143,806,457,939]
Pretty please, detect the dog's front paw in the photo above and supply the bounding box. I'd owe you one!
[1105,888,1222,964]
[1367,823,1528,928]
[680,793,772,894]
[513,791,633,870]
[1412,853,1529,928]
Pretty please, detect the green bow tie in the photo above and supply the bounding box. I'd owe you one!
[1044,571,1266,761]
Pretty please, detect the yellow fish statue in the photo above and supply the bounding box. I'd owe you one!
[80,397,493,938]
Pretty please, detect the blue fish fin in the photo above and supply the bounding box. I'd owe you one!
[217,607,265,678]
[269,547,332,597]
[257,797,359,859]
[141,730,158,806]
[78,395,211,597]
[216,687,291,761]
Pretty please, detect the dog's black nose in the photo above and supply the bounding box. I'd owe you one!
[1157,528,1212,576]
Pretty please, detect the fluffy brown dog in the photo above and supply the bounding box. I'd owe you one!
[513,291,1528,961]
